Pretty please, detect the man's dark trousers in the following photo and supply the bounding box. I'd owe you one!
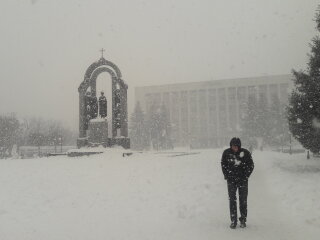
[227,179,248,224]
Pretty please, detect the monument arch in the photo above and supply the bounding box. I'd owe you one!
[77,52,130,149]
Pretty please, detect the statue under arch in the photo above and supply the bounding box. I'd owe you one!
[77,54,130,149]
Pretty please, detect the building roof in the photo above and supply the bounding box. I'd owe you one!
[135,74,293,93]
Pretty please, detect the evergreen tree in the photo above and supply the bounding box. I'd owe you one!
[148,104,161,150]
[129,102,149,150]
[158,105,173,149]
[0,114,20,158]
[288,7,320,153]
[147,103,172,150]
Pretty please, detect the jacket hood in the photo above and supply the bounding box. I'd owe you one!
[230,137,241,148]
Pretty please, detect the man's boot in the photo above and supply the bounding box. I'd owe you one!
[239,217,246,228]
[230,222,237,229]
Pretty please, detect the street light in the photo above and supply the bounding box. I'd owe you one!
[59,137,62,153]
[289,133,292,155]
[54,138,57,153]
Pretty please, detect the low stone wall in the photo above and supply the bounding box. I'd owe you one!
[108,138,130,149]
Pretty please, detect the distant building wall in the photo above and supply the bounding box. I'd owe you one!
[135,74,293,148]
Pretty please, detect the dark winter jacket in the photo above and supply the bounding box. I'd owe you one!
[221,147,254,181]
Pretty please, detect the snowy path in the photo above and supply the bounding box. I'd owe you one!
[0,149,319,239]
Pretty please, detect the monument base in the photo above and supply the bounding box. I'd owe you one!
[77,137,88,148]
[88,119,108,147]
[77,119,130,149]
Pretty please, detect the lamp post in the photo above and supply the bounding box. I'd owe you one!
[54,138,57,153]
[289,133,292,155]
[59,137,62,153]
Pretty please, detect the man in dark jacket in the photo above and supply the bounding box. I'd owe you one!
[221,137,254,229]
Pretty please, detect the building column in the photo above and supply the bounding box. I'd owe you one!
[205,89,209,147]
[216,89,220,146]
[178,91,182,146]
[226,88,230,135]
[187,91,191,147]
[235,88,240,134]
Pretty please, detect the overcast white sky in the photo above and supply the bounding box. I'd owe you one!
[0,0,319,129]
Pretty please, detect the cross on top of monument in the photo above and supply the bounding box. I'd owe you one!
[100,48,105,58]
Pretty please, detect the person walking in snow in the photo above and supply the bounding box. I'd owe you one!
[221,137,254,229]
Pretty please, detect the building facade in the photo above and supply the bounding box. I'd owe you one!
[135,74,292,148]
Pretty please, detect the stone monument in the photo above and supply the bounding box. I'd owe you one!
[77,50,130,149]
[98,91,107,118]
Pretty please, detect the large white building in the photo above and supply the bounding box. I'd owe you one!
[135,74,292,148]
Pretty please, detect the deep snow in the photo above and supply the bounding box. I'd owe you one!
[0,149,319,240]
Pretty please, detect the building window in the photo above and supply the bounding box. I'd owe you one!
[218,88,227,129]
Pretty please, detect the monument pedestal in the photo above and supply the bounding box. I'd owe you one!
[87,119,108,147]
[77,138,88,148]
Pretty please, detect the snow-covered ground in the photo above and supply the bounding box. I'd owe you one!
[0,149,319,240]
